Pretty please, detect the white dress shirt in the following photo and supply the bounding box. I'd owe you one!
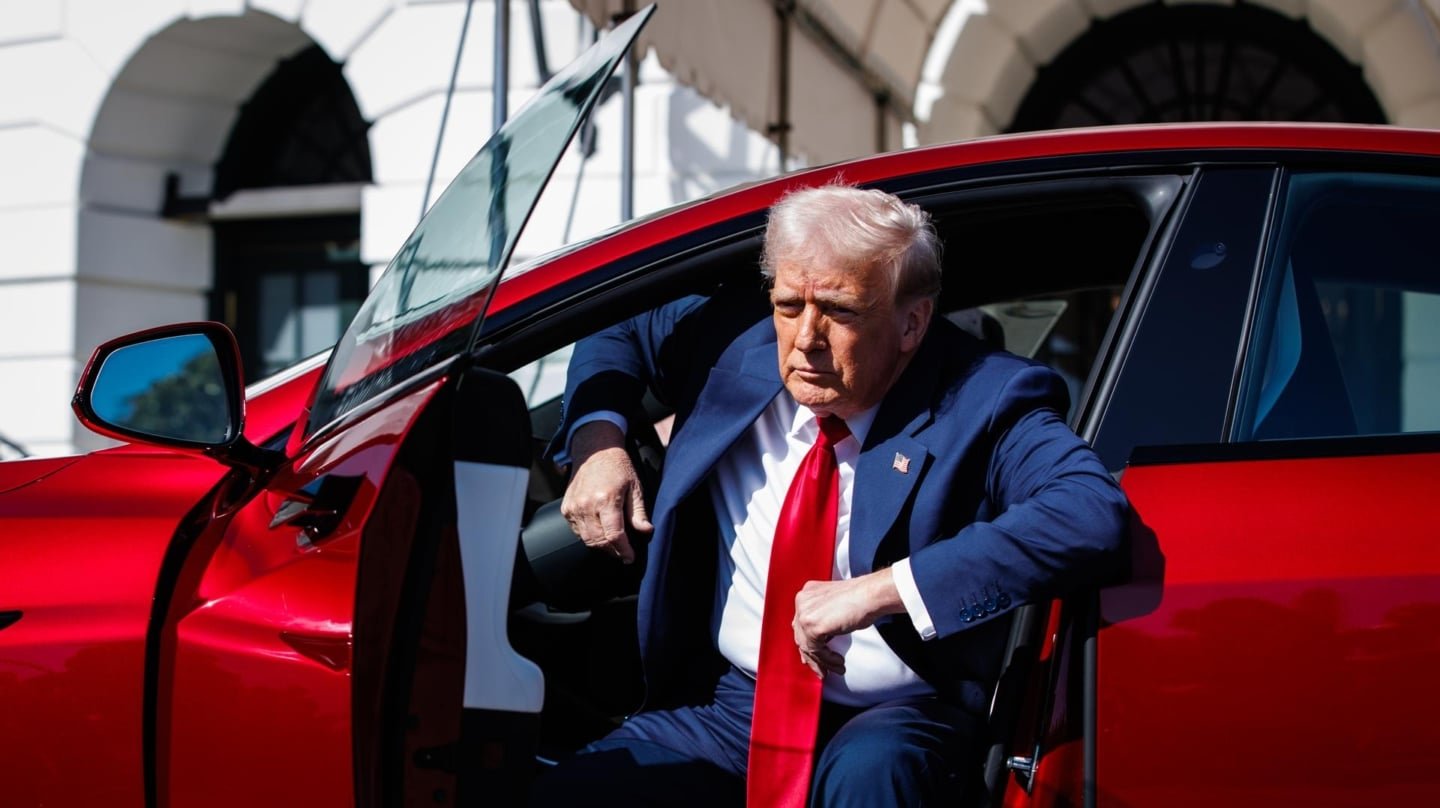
[708,392,936,706]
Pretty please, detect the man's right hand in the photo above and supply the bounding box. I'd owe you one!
[560,420,653,564]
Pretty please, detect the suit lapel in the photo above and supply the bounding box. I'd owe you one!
[849,425,928,576]
[657,341,781,515]
[847,337,945,576]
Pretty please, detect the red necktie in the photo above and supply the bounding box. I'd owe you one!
[747,415,850,808]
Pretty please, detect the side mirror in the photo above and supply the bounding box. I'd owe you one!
[73,322,278,470]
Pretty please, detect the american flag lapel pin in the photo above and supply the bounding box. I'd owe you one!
[892,452,910,474]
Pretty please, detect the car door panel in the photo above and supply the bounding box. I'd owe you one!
[159,377,446,806]
[454,460,540,713]
[1097,447,1440,806]
[448,366,544,804]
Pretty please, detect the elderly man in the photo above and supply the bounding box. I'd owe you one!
[536,185,1126,807]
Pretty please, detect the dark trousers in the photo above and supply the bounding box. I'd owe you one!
[531,667,983,807]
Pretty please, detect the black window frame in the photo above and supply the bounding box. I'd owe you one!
[1089,165,1282,471]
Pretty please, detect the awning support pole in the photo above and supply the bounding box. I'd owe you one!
[875,91,889,153]
[493,0,510,133]
[423,0,476,219]
[528,0,552,82]
[618,0,637,221]
[773,0,793,170]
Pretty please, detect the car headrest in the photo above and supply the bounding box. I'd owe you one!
[946,307,1007,351]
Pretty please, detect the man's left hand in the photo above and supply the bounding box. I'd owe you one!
[792,570,907,678]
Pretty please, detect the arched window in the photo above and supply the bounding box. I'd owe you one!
[211,45,373,381]
[1010,4,1385,132]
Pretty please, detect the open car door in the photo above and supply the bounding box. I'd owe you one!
[147,9,653,806]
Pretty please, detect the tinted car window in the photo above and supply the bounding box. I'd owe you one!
[1092,169,1276,470]
[1236,171,1440,440]
[303,11,649,440]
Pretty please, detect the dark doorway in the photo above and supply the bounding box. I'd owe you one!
[1009,2,1386,132]
[214,217,369,378]
[211,44,373,382]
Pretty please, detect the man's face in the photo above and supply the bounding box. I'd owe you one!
[771,251,932,419]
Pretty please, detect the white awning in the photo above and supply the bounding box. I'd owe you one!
[569,0,953,164]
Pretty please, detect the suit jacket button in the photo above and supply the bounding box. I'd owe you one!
[997,593,1012,609]
[959,608,974,623]
[982,597,997,613]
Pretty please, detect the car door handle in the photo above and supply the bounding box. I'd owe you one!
[269,474,363,538]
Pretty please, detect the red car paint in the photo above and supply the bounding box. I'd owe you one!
[1098,452,1440,807]
[158,378,445,806]
[0,454,81,494]
[0,451,222,807]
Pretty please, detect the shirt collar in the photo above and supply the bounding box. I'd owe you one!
[786,395,879,448]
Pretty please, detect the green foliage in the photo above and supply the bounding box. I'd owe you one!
[121,351,230,443]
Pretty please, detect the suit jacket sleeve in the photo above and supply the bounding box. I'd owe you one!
[551,294,709,456]
[908,363,1128,640]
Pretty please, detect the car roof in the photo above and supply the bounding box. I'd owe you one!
[493,122,1440,313]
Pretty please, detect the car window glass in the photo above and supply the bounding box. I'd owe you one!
[302,9,651,441]
[510,345,573,408]
[1092,169,1276,470]
[1236,171,1440,440]
[946,289,1122,423]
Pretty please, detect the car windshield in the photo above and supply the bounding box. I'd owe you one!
[302,7,652,440]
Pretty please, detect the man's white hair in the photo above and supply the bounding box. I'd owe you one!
[760,183,942,301]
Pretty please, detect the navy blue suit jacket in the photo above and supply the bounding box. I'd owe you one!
[559,290,1127,713]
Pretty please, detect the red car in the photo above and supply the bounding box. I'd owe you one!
[3,9,1438,806]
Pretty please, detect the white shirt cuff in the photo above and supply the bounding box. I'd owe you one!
[891,558,937,640]
[554,410,629,465]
